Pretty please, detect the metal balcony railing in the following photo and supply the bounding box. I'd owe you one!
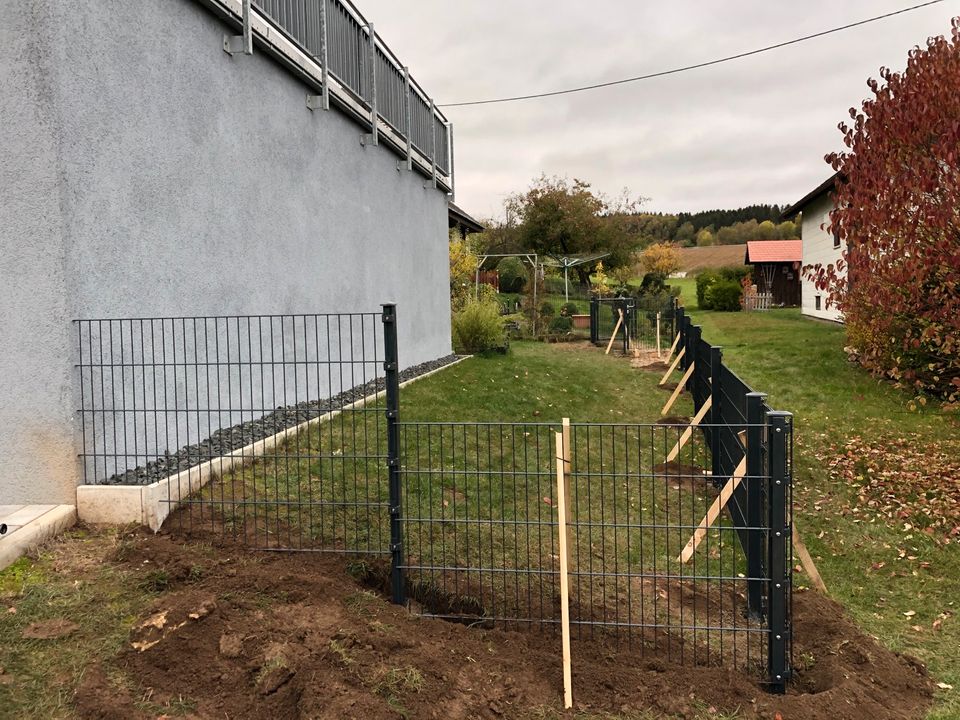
[211,0,453,188]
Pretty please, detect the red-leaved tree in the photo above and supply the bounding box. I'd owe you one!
[809,17,960,404]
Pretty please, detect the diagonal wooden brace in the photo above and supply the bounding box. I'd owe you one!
[658,346,685,386]
[665,395,713,463]
[661,361,695,416]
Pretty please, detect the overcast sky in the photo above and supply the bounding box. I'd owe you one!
[359,0,956,219]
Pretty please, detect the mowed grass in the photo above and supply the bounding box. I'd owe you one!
[671,276,960,719]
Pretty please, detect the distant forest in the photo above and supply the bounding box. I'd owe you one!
[614,204,800,248]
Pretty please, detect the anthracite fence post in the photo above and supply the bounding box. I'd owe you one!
[676,306,686,368]
[745,391,766,619]
[766,410,792,693]
[709,345,723,479]
[382,303,405,605]
[590,297,598,345]
[689,325,702,400]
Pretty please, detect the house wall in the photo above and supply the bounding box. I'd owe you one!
[800,194,845,323]
[0,0,451,504]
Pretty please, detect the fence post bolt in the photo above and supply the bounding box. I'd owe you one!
[766,410,792,692]
[745,392,766,619]
[382,303,405,605]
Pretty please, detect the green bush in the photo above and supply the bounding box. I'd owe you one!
[696,270,720,309]
[705,280,743,312]
[560,302,580,317]
[497,257,527,293]
[539,301,556,317]
[718,265,752,284]
[452,299,505,353]
[549,315,573,334]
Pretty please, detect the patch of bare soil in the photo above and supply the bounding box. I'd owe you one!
[657,416,692,425]
[21,619,79,640]
[74,531,934,720]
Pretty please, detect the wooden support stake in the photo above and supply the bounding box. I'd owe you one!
[666,332,680,359]
[658,346,685,386]
[679,455,747,564]
[661,361,695,416]
[605,309,624,355]
[792,522,828,594]
[665,395,713,463]
[678,430,747,564]
[554,431,573,710]
[656,312,662,358]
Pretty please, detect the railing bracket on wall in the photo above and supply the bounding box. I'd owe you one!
[306,94,327,111]
[223,0,253,56]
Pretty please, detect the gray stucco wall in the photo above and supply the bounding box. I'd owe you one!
[1,0,451,504]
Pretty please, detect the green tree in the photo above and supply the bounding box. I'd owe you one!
[508,175,639,283]
[696,228,715,246]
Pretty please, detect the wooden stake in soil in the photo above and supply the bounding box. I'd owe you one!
[678,431,747,564]
[666,332,681,359]
[792,522,828,594]
[658,346,685,386]
[665,395,713,463]
[605,309,625,355]
[661,361,695,416]
[554,431,574,709]
[656,312,662,358]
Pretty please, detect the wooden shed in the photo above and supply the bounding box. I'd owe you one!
[744,240,802,307]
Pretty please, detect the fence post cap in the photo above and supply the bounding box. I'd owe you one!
[745,391,768,399]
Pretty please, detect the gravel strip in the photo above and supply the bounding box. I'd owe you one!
[99,354,462,486]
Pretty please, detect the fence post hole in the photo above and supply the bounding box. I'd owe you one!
[766,411,792,692]
[554,430,573,709]
[745,392,766,619]
[382,303,405,605]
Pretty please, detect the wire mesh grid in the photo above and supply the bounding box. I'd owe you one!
[397,419,790,675]
[75,312,390,553]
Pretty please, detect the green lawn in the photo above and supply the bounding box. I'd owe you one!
[671,277,960,720]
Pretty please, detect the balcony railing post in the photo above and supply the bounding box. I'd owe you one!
[319,0,330,109]
[382,303,404,605]
[361,23,379,147]
[766,410,792,693]
[745,391,766,619]
[224,0,254,55]
[426,99,438,189]
[447,121,455,199]
[403,67,413,171]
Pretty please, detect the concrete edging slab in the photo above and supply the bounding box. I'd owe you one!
[0,505,77,571]
[76,355,470,531]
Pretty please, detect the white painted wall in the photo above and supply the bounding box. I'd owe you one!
[800,193,845,323]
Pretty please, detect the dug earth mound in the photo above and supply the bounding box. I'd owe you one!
[75,531,933,720]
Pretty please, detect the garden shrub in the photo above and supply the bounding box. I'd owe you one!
[696,270,720,309]
[452,299,505,354]
[560,302,580,317]
[549,315,573,334]
[497,257,527,293]
[539,301,556,317]
[706,280,743,312]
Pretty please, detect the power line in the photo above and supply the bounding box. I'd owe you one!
[440,0,947,108]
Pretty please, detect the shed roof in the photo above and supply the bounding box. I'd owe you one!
[744,240,802,264]
[448,202,485,234]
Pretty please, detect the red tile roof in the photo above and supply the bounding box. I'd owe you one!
[745,240,802,264]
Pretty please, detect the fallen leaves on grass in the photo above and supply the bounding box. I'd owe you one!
[816,434,960,539]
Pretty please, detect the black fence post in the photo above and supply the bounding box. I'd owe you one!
[766,410,792,692]
[676,307,686,368]
[590,297,598,345]
[745,392,766,619]
[689,325,702,401]
[709,345,723,479]
[382,303,405,605]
